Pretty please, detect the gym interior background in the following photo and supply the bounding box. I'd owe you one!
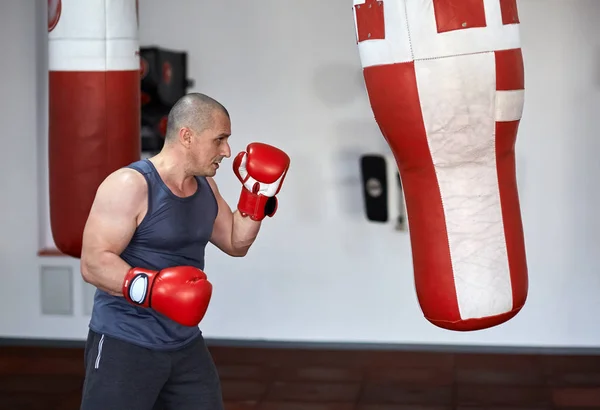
[1,0,600,408]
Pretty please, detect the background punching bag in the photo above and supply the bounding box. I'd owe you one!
[48,0,140,258]
[140,47,193,154]
[353,0,528,331]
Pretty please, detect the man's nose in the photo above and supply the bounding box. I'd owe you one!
[222,142,231,158]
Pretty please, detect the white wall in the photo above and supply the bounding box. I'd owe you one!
[1,0,599,348]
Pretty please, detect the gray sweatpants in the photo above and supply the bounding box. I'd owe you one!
[79,329,224,410]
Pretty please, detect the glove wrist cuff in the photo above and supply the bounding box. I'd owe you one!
[123,267,157,307]
[237,187,278,221]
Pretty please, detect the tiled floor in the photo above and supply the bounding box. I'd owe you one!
[1,342,599,409]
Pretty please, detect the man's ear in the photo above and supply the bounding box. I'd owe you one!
[178,127,192,147]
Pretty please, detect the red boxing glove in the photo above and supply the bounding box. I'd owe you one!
[233,142,290,221]
[122,266,213,327]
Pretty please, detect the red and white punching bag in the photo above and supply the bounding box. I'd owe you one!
[48,0,141,258]
[353,0,528,331]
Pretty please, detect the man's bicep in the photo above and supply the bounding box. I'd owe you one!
[83,200,137,256]
[82,169,146,256]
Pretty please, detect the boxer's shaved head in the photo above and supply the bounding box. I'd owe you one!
[160,92,232,177]
[165,93,229,142]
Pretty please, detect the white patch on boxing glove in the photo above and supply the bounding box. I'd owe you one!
[243,174,285,197]
[235,152,250,184]
[260,173,286,196]
[235,153,286,197]
[128,275,148,304]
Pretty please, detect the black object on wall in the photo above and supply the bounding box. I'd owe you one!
[359,153,406,230]
[140,46,195,153]
[360,154,390,223]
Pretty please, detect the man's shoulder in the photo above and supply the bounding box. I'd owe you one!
[204,176,223,201]
[90,167,148,218]
[99,167,148,196]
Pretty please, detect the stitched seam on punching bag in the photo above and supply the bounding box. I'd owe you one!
[415,50,494,62]
[403,1,414,61]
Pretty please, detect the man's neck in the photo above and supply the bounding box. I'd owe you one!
[148,150,194,191]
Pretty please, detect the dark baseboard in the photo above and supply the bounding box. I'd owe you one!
[1,336,599,355]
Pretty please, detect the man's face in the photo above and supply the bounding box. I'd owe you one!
[192,110,231,176]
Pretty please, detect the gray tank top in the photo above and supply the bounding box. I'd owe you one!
[88,159,218,350]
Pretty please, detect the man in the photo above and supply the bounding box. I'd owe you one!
[78,93,290,410]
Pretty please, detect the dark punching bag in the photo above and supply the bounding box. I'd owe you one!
[140,47,194,153]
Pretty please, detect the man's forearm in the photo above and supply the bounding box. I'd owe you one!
[81,251,132,296]
[230,210,262,256]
